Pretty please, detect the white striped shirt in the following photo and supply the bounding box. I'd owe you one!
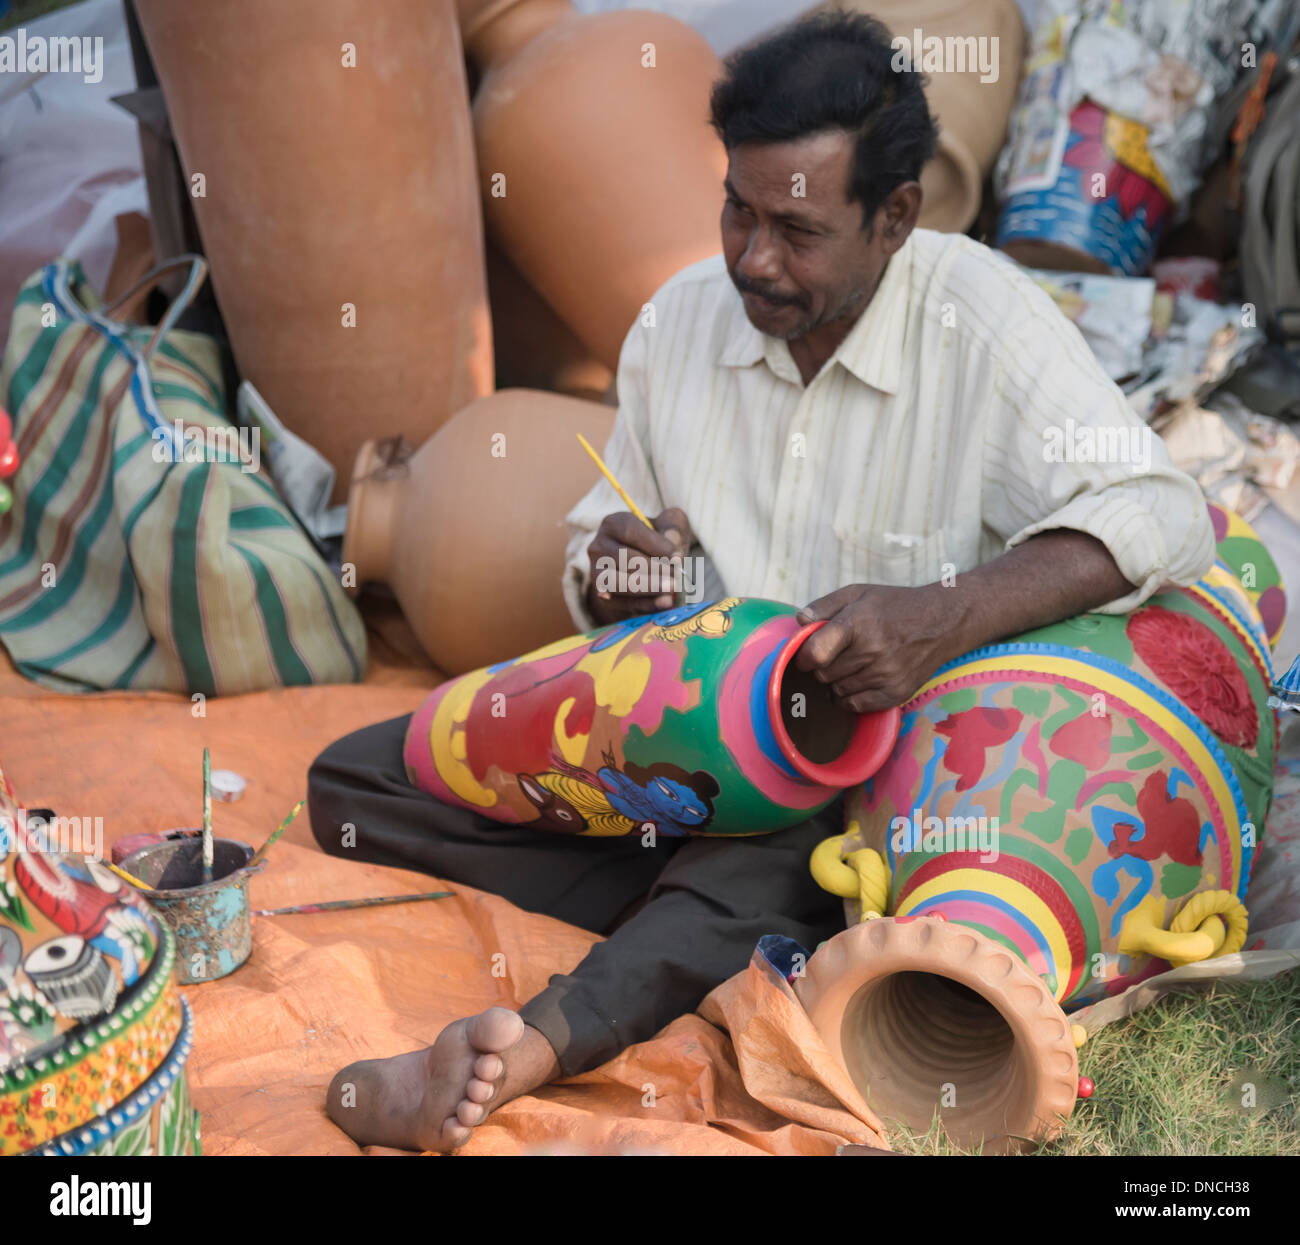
[562,228,1214,630]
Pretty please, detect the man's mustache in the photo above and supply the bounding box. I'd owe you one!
[732,275,807,308]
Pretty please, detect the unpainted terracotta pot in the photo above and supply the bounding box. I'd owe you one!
[821,0,1025,233]
[460,0,727,368]
[343,389,613,675]
[485,240,613,402]
[795,916,1078,1152]
[134,0,494,501]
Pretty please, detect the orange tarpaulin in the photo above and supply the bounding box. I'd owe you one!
[0,603,888,1155]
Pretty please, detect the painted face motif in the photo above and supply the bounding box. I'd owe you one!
[22,934,118,1020]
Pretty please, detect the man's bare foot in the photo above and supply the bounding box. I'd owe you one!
[326,1007,560,1152]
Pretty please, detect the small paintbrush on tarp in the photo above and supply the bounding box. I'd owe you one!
[253,891,454,917]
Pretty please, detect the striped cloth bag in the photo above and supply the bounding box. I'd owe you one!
[0,256,366,694]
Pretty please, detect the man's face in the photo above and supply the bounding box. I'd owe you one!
[721,130,890,341]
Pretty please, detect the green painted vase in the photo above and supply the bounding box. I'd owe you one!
[797,503,1284,1150]
[404,597,900,836]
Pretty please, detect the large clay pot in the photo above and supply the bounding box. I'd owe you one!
[404,597,900,837]
[821,0,1025,233]
[343,389,614,675]
[460,0,726,368]
[796,503,1284,1151]
[0,766,200,1155]
[134,0,494,500]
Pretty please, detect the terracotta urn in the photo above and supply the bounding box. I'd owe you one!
[797,503,1283,1151]
[0,768,200,1155]
[459,0,727,369]
[343,388,614,675]
[821,0,1025,233]
[133,0,494,500]
[404,597,900,837]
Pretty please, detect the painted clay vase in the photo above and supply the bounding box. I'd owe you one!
[820,0,1025,233]
[404,597,900,836]
[460,0,727,369]
[133,0,494,500]
[796,503,1283,1151]
[343,389,614,676]
[0,766,200,1155]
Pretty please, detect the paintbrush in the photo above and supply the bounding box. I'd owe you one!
[252,890,454,917]
[105,860,154,893]
[201,748,213,883]
[246,798,304,870]
[576,434,653,529]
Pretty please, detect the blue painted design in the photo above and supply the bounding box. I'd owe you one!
[942,640,1253,894]
[1091,856,1153,937]
[26,997,196,1157]
[913,888,1056,979]
[598,765,709,836]
[748,643,801,781]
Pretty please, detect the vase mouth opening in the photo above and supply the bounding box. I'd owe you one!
[766,621,900,786]
[842,969,1028,1147]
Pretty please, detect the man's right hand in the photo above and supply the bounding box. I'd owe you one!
[585,507,694,626]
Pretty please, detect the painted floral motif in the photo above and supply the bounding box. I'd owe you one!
[934,706,1023,791]
[1049,710,1113,769]
[1108,771,1205,867]
[1128,606,1258,749]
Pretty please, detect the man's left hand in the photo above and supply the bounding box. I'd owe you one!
[794,583,964,713]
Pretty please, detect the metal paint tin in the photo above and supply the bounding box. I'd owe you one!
[120,835,264,984]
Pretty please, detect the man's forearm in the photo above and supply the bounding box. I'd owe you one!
[942,529,1136,659]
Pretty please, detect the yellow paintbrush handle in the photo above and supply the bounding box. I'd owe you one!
[576,434,654,529]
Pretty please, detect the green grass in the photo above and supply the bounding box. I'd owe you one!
[886,968,1300,1155]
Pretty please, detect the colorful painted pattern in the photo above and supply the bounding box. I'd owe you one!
[845,505,1281,1010]
[404,598,854,836]
[25,998,200,1157]
[0,759,198,1155]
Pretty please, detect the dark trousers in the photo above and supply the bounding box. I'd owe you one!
[307,715,846,1077]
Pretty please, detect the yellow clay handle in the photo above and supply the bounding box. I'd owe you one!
[810,825,890,920]
[1118,890,1248,970]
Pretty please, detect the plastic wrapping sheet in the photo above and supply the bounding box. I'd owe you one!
[0,0,145,353]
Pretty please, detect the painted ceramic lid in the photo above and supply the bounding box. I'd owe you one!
[1,763,181,1152]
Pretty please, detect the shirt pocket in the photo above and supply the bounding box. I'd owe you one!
[832,524,950,588]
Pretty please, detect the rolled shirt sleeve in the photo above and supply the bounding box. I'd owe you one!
[562,317,666,631]
[982,304,1215,614]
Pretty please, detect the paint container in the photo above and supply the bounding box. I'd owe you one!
[120,834,264,985]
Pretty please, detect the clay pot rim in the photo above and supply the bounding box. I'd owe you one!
[796,916,1080,1152]
[766,621,901,786]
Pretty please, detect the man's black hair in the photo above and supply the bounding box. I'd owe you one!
[709,11,939,231]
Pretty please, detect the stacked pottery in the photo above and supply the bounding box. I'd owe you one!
[404,597,899,836]
[460,0,728,368]
[796,503,1283,1151]
[0,766,199,1155]
[133,0,494,498]
[343,389,614,676]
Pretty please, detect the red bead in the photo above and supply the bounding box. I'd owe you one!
[0,442,17,479]
[1077,1076,1095,1099]
[0,406,10,442]
[930,911,948,922]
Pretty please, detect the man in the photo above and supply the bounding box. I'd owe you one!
[311,12,1213,1151]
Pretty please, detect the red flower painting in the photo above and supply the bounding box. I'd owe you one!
[935,706,1023,791]
[1128,606,1257,749]
[1050,710,1112,769]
